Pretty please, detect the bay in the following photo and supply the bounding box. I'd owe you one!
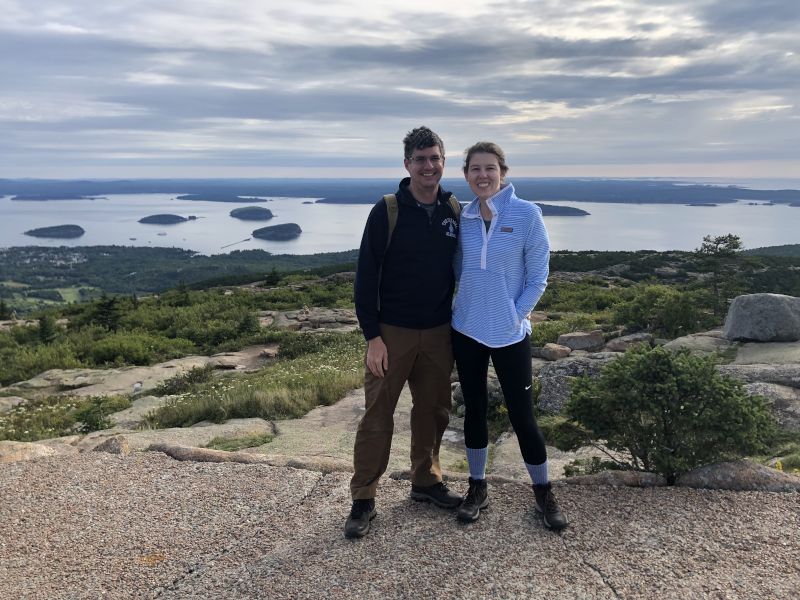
[1,181,798,255]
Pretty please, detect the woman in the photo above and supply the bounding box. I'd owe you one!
[452,142,567,529]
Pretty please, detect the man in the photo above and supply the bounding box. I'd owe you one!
[345,126,461,538]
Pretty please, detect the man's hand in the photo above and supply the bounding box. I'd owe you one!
[366,336,389,378]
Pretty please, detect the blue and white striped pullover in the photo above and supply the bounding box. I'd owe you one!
[452,183,550,347]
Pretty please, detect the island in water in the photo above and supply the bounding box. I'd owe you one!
[139,214,188,224]
[13,195,106,201]
[536,203,589,216]
[229,206,274,221]
[176,194,267,203]
[24,224,85,239]
[252,223,302,241]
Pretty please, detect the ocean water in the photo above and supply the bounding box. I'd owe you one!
[1,181,798,255]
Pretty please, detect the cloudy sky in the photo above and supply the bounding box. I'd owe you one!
[1,0,798,178]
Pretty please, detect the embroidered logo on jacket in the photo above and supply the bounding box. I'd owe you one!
[500,226,513,232]
[442,217,458,238]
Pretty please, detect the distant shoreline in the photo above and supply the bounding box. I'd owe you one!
[2,178,799,206]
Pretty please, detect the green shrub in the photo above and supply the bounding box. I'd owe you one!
[531,315,596,347]
[0,394,131,441]
[563,457,623,477]
[536,415,591,451]
[611,284,715,338]
[72,395,132,432]
[0,342,83,386]
[87,332,195,366]
[145,332,365,428]
[153,364,216,396]
[566,345,777,483]
[278,331,352,359]
[204,433,273,452]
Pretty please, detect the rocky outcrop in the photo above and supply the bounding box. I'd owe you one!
[564,470,667,487]
[723,293,800,342]
[0,440,77,463]
[677,459,800,492]
[556,330,605,352]
[605,332,654,352]
[741,382,800,431]
[562,460,800,491]
[716,364,800,388]
[663,329,734,355]
[4,345,276,397]
[270,307,358,332]
[537,353,618,414]
[93,436,131,456]
[0,396,25,414]
[532,343,571,361]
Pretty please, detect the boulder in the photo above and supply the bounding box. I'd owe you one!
[677,459,800,492]
[663,329,734,355]
[0,396,26,414]
[742,382,800,431]
[110,395,169,429]
[0,441,58,463]
[733,341,800,365]
[564,471,667,487]
[533,343,571,361]
[452,374,504,414]
[93,435,131,456]
[723,293,800,342]
[556,330,605,352]
[537,354,617,414]
[271,308,358,332]
[717,364,800,389]
[605,332,654,353]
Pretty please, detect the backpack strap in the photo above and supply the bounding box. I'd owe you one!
[447,195,461,219]
[383,193,460,252]
[382,194,398,252]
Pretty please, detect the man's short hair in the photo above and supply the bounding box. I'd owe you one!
[403,126,445,159]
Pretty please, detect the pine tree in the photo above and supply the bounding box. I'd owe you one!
[0,299,11,320]
[38,314,57,344]
[695,234,745,317]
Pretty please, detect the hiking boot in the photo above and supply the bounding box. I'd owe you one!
[344,499,376,539]
[533,483,568,530]
[457,478,489,523]
[410,482,461,509]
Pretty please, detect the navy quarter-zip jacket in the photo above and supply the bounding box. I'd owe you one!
[355,177,460,340]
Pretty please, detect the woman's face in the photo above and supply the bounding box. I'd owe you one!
[465,152,503,201]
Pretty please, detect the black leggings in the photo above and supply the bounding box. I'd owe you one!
[452,329,547,465]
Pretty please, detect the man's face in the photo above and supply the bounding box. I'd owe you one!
[404,145,445,191]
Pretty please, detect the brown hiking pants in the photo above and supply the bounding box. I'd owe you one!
[350,322,454,500]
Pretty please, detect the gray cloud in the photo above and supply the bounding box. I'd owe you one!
[0,0,798,177]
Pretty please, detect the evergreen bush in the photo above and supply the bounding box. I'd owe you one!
[612,284,714,337]
[566,345,776,483]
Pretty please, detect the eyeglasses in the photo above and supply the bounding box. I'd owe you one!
[409,155,443,165]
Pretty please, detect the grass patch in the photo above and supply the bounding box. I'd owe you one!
[0,394,131,442]
[153,364,216,396]
[144,331,365,428]
[55,287,88,303]
[203,433,273,452]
